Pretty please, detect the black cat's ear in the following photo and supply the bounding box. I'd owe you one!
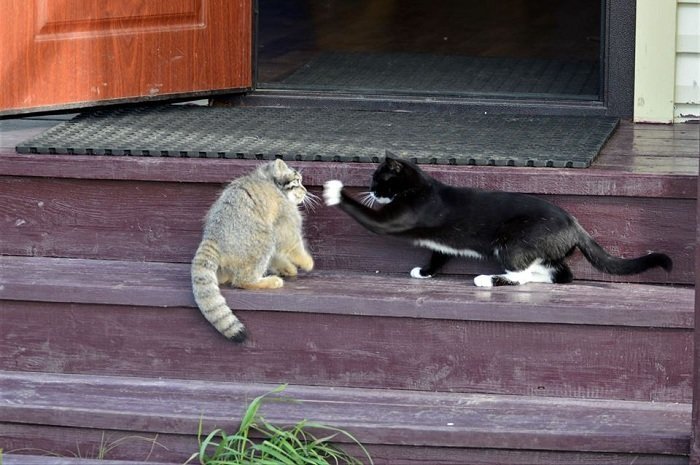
[385,150,398,159]
[386,157,404,172]
[384,150,404,172]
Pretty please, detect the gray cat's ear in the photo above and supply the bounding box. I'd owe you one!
[272,158,288,175]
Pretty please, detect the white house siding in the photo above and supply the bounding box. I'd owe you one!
[675,0,700,122]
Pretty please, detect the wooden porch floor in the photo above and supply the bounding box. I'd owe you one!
[1,111,697,465]
[1,114,698,176]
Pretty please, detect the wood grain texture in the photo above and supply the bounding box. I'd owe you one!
[1,453,182,465]
[0,0,252,114]
[0,152,695,198]
[0,450,689,465]
[0,176,692,284]
[0,120,697,193]
[0,371,690,455]
[0,298,692,402]
[0,424,188,464]
[0,427,690,465]
[690,171,700,465]
[0,256,693,329]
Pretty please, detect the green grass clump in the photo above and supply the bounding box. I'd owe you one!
[189,385,373,465]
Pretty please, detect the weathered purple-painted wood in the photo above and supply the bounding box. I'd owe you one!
[0,423,192,464]
[0,177,693,284]
[1,298,693,402]
[614,123,700,138]
[4,118,696,174]
[594,155,699,175]
[0,371,690,455]
[602,134,700,156]
[0,256,693,328]
[0,118,696,465]
[0,152,696,198]
[690,169,700,465]
[1,456,181,465]
[1,426,687,465]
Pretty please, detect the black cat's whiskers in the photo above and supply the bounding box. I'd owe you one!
[359,192,376,208]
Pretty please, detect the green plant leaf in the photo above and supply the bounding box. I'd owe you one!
[194,384,371,465]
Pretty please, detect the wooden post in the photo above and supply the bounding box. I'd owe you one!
[691,169,700,464]
[633,0,677,123]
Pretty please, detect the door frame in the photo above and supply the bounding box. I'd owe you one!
[242,0,634,118]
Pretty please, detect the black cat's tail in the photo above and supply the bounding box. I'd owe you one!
[575,223,672,275]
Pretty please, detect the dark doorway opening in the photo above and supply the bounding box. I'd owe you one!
[257,0,602,102]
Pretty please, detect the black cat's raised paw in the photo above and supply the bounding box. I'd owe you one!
[323,180,343,206]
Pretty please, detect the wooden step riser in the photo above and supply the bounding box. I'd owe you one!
[1,424,687,465]
[2,300,692,403]
[1,424,196,464]
[0,176,692,284]
[0,371,691,464]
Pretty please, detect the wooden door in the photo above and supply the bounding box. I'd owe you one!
[0,0,253,116]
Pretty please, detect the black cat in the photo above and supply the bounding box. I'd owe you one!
[323,153,672,287]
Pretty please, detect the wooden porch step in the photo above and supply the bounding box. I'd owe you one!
[0,255,694,403]
[1,457,180,465]
[0,152,695,286]
[0,371,691,464]
[0,255,693,329]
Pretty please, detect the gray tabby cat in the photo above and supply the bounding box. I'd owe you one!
[191,159,315,342]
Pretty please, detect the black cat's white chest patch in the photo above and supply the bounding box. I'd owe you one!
[413,239,483,259]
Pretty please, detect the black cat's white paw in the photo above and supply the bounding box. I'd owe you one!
[323,180,343,206]
[410,267,432,279]
[474,275,494,287]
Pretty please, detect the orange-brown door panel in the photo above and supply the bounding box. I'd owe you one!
[0,0,253,115]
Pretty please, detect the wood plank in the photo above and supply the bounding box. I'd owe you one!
[0,152,696,198]
[0,299,692,402]
[593,155,699,175]
[633,0,677,123]
[600,139,700,157]
[3,117,697,178]
[612,122,700,139]
[0,371,690,455]
[0,177,693,284]
[0,428,688,465]
[690,171,700,464]
[0,424,193,464]
[1,456,181,465]
[0,117,697,196]
[0,256,693,329]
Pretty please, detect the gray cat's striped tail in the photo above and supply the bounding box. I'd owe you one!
[191,240,247,342]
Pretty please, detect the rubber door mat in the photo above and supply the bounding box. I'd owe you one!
[270,52,600,100]
[17,105,618,168]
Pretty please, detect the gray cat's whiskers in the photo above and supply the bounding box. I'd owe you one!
[302,192,321,212]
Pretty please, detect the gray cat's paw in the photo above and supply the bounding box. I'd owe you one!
[272,264,298,277]
[297,254,314,272]
[323,180,343,206]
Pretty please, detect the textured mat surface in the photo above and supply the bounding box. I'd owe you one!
[274,52,600,99]
[16,105,618,168]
